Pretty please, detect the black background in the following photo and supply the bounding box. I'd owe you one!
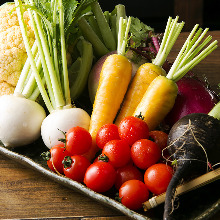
[1,0,220,32]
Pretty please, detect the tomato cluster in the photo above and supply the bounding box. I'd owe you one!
[42,116,173,211]
[41,126,92,183]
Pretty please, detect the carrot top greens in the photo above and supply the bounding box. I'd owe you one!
[166,25,218,82]
[153,16,184,67]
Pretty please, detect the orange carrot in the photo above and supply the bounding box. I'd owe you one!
[84,17,132,161]
[115,16,184,125]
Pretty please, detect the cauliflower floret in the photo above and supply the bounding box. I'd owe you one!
[0,3,35,96]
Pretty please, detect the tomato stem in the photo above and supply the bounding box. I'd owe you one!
[98,154,109,162]
[62,156,72,168]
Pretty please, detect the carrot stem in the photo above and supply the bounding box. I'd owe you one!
[117,16,131,56]
[153,16,184,67]
[166,25,218,82]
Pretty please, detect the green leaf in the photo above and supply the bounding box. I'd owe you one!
[130,16,154,48]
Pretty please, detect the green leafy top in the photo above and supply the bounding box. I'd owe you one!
[14,0,96,112]
[129,16,154,48]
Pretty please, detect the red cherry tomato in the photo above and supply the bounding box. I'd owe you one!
[96,123,120,149]
[66,126,92,155]
[102,139,131,168]
[115,164,143,190]
[42,143,70,174]
[144,163,173,195]
[118,116,149,146]
[84,161,116,193]
[131,139,161,170]
[149,130,168,150]
[119,180,149,210]
[63,155,91,183]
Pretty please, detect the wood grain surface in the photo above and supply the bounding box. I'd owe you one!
[0,31,220,220]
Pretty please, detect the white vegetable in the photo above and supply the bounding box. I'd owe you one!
[41,107,90,149]
[0,94,46,147]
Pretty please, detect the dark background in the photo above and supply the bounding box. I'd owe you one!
[2,0,220,32]
[98,0,220,32]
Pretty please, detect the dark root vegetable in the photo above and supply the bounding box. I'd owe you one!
[163,113,220,220]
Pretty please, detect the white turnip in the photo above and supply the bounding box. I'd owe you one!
[41,107,90,149]
[0,94,46,147]
[13,0,94,150]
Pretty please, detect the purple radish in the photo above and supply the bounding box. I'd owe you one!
[165,75,219,127]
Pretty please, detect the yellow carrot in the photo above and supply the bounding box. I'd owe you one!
[115,16,184,125]
[133,25,218,131]
[133,75,177,130]
[84,17,132,161]
[115,63,166,125]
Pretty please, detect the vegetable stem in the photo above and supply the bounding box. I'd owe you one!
[208,102,220,120]
[78,17,109,57]
[153,16,184,67]
[117,16,131,56]
[166,25,218,82]
[91,1,116,51]
[25,1,57,108]
[58,0,71,106]
[29,0,65,109]
[115,4,126,38]
[14,41,38,94]
[14,0,53,112]
[22,54,41,99]
[52,0,60,83]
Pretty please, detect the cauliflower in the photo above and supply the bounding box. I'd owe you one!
[0,3,35,96]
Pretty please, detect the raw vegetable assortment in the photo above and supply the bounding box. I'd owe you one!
[133,25,218,131]
[0,0,219,220]
[41,116,173,211]
[83,16,132,160]
[115,16,184,125]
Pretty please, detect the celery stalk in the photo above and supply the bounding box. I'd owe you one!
[91,1,116,51]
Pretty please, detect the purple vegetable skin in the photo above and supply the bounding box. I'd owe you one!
[165,76,219,127]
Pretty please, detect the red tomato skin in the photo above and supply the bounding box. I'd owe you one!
[115,164,143,190]
[96,123,120,149]
[149,130,168,150]
[144,163,173,195]
[66,126,92,155]
[119,180,149,210]
[102,139,131,168]
[47,143,70,174]
[118,116,149,146]
[63,155,91,183]
[84,161,116,193]
[131,139,161,170]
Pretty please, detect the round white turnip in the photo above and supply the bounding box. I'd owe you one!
[41,107,90,149]
[0,95,46,147]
